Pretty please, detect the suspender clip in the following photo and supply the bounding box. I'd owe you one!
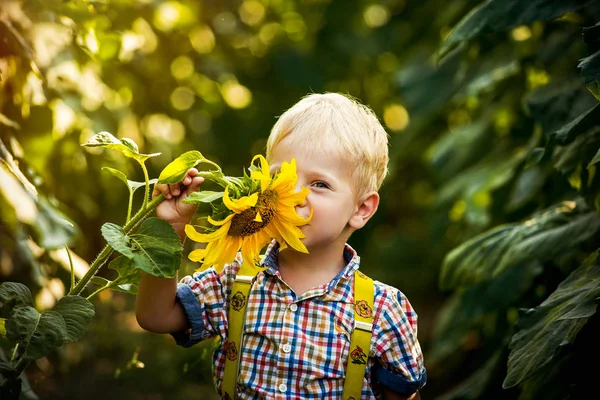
[354,320,373,332]
[235,275,254,283]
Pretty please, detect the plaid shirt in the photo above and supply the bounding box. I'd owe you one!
[172,241,427,399]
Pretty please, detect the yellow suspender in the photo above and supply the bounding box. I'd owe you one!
[342,270,374,400]
[222,268,374,400]
[221,261,261,400]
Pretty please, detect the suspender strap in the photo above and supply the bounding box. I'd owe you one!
[222,262,260,400]
[222,266,374,400]
[342,270,375,400]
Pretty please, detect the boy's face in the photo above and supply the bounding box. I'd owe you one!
[268,136,359,252]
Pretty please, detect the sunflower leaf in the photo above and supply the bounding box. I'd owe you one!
[101,223,135,258]
[6,306,68,360]
[101,168,157,193]
[82,131,160,162]
[0,282,33,310]
[504,250,600,388]
[101,219,183,278]
[183,191,224,204]
[440,199,600,290]
[158,150,213,184]
[108,256,141,294]
[51,296,95,343]
[437,0,594,61]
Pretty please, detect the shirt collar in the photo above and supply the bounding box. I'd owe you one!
[260,240,361,293]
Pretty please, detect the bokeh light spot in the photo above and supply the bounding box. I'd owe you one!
[383,104,410,131]
[190,25,216,54]
[221,81,252,109]
[240,1,266,26]
[511,25,532,41]
[170,86,196,111]
[364,5,390,28]
[171,56,195,80]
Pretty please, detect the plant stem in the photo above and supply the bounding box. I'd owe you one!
[68,169,234,297]
[141,163,150,209]
[10,343,19,363]
[86,284,109,300]
[68,194,165,296]
[126,189,133,223]
[65,245,75,293]
[13,357,29,377]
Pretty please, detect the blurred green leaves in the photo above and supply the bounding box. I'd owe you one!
[504,251,600,388]
[438,0,595,60]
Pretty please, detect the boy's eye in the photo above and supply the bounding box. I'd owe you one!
[312,181,329,189]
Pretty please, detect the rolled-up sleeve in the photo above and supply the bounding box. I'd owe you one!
[169,258,241,347]
[372,286,427,396]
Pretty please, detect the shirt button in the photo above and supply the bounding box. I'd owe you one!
[278,383,287,392]
[282,343,292,353]
[289,303,298,312]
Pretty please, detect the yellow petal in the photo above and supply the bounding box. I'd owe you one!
[185,224,228,243]
[254,212,263,222]
[223,186,258,213]
[272,218,308,253]
[271,159,297,191]
[250,154,272,192]
[208,213,235,226]
[188,248,207,262]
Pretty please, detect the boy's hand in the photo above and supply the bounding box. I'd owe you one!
[154,168,204,239]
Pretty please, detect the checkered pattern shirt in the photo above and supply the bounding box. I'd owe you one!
[172,241,427,399]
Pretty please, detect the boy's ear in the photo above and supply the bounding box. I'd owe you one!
[349,191,380,230]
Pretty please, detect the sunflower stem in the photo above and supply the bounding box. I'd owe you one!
[69,194,165,296]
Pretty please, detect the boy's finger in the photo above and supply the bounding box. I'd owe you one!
[182,177,204,198]
[169,183,181,196]
[153,183,171,199]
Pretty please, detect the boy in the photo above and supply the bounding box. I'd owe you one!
[136,93,427,399]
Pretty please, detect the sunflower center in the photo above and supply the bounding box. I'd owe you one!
[228,190,279,236]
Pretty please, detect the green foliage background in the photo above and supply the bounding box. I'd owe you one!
[1,0,600,399]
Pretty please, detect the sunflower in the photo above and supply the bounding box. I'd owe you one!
[185,155,311,271]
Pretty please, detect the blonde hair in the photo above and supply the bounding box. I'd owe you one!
[266,92,389,196]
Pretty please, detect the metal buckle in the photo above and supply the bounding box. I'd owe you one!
[354,320,373,332]
[235,275,254,283]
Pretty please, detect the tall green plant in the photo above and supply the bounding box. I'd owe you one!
[427,1,600,398]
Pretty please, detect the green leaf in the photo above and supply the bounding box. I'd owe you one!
[0,318,6,337]
[23,311,68,360]
[51,296,95,342]
[589,146,600,168]
[440,199,600,290]
[436,350,503,400]
[5,306,39,342]
[82,131,160,162]
[5,306,68,360]
[183,191,224,204]
[504,251,600,388]
[128,218,183,278]
[579,23,600,100]
[101,167,157,193]
[108,256,141,294]
[34,197,78,249]
[90,276,111,287]
[523,81,597,139]
[101,223,135,258]
[431,261,542,363]
[550,102,600,145]
[101,218,183,278]
[0,360,18,380]
[0,282,33,310]
[438,0,594,60]
[157,150,217,184]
